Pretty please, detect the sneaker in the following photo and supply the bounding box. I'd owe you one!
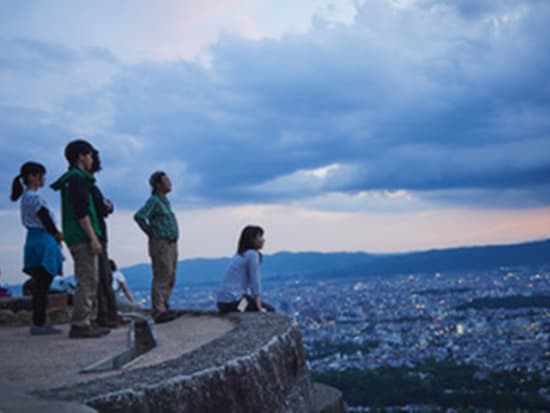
[154,311,178,324]
[69,324,108,339]
[30,324,62,335]
[91,322,111,336]
[96,318,120,329]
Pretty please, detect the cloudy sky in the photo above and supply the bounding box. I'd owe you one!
[1,0,549,284]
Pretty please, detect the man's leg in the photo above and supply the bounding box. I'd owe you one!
[149,239,172,319]
[165,241,178,312]
[96,244,118,325]
[69,243,99,327]
[96,248,109,324]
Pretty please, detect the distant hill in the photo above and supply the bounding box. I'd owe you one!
[122,251,377,289]
[120,239,550,289]
[306,238,550,280]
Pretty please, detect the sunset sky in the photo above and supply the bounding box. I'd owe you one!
[1,0,549,284]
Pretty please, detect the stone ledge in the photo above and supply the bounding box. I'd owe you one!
[0,313,234,393]
[39,312,317,413]
[21,311,346,413]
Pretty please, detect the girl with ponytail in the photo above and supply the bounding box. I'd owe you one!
[11,162,64,335]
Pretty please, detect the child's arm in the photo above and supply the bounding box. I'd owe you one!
[36,207,63,243]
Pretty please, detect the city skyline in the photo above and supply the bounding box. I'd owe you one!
[1,0,550,283]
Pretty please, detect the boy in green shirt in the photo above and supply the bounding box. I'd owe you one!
[51,140,109,338]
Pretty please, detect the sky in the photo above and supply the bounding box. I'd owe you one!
[1,0,549,284]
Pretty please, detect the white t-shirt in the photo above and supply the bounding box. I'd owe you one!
[112,270,127,292]
[20,190,56,229]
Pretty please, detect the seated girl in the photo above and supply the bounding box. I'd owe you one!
[217,225,275,314]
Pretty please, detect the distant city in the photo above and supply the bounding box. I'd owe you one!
[150,264,550,410]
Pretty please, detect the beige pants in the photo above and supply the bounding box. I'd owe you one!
[148,239,178,317]
[69,243,99,327]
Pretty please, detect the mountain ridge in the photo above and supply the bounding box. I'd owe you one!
[120,238,550,289]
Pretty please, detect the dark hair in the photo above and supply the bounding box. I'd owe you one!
[91,149,102,173]
[149,171,166,194]
[149,171,165,187]
[10,161,46,201]
[237,225,264,256]
[109,259,117,272]
[64,139,95,166]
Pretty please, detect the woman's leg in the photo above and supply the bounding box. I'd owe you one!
[244,295,275,312]
[217,301,240,314]
[261,301,276,312]
[32,267,53,326]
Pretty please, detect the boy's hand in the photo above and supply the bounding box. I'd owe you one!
[90,238,103,256]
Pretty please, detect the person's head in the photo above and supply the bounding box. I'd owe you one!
[64,139,95,171]
[10,161,47,201]
[237,225,265,255]
[90,149,101,174]
[109,259,117,272]
[149,171,172,195]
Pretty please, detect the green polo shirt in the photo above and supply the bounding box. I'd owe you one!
[134,194,179,241]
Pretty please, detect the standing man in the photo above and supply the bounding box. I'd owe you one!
[134,171,179,324]
[90,149,119,328]
[51,140,109,338]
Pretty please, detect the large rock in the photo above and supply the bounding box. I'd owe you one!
[38,312,344,413]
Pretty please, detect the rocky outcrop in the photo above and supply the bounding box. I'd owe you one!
[38,312,344,413]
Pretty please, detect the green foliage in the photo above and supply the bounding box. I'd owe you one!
[312,359,549,410]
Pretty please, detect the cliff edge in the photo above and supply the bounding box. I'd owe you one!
[18,311,344,412]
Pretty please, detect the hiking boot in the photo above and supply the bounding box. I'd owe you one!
[154,311,178,324]
[69,324,108,339]
[96,318,120,329]
[30,324,62,335]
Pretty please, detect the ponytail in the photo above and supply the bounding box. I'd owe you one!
[10,175,23,201]
[10,162,46,202]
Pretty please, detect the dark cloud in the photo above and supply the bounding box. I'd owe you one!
[419,0,548,19]
[0,37,79,74]
[100,0,550,209]
[1,1,549,211]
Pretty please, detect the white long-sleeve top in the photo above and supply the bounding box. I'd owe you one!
[217,249,262,303]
